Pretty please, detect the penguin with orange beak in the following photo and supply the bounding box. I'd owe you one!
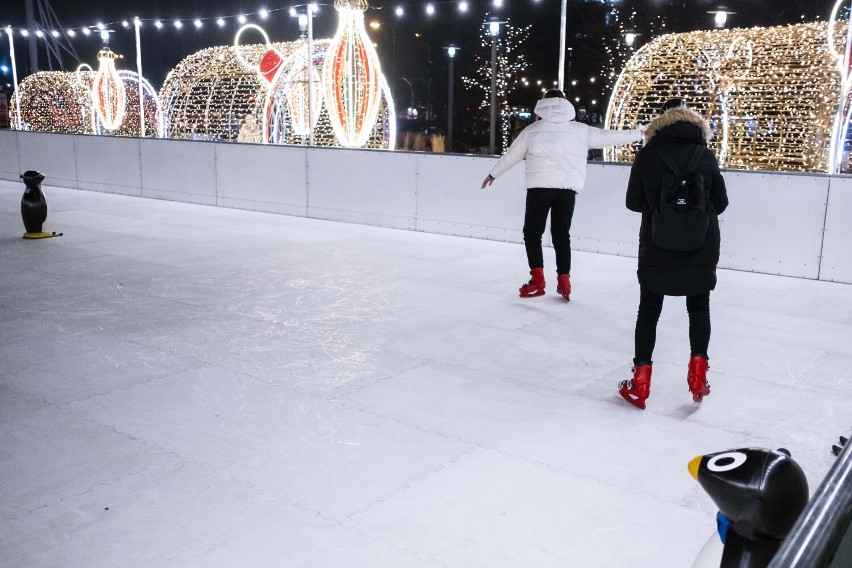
[688,448,809,567]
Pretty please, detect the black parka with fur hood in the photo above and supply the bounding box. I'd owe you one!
[626,107,729,296]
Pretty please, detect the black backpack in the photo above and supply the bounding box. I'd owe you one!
[649,145,710,252]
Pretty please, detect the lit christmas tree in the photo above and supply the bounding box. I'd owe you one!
[461,17,531,153]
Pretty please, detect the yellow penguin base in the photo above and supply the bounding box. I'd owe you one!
[23,231,62,239]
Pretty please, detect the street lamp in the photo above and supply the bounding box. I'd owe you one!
[292,4,317,144]
[486,17,506,154]
[444,45,459,151]
[5,26,21,129]
[709,8,736,28]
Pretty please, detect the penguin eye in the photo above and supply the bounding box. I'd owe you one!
[707,451,747,472]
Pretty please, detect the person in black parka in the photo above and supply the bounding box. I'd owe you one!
[618,99,729,410]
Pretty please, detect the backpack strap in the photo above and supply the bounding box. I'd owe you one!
[683,145,704,176]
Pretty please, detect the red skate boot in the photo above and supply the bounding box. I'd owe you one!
[687,355,710,403]
[519,268,546,298]
[618,364,652,410]
[556,274,571,301]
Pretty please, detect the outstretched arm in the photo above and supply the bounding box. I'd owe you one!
[587,125,644,150]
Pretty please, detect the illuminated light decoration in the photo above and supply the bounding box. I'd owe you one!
[154,21,163,29]
[238,15,248,24]
[82,28,91,35]
[235,23,325,140]
[35,30,43,38]
[828,0,852,173]
[426,4,435,15]
[122,21,130,28]
[68,29,75,37]
[259,9,269,20]
[11,68,161,138]
[322,0,384,147]
[217,18,226,27]
[279,47,324,137]
[395,6,404,16]
[97,22,105,31]
[194,19,203,29]
[160,39,394,148]
[234,24,279,83]
[604,22,845,173]
[174,20,183,29]
[20,30,29,37]
[89,47,127,131]
[458,0,469,10]
[51,30,59,38]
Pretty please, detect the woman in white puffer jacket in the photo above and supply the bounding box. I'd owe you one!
[481,89,643,301]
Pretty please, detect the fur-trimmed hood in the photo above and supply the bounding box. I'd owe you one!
[643,106,712,146]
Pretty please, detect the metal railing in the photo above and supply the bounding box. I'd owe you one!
[768,433,852,567]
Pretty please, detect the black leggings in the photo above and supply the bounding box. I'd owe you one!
[523,188,576,275]
[634,287,710,364]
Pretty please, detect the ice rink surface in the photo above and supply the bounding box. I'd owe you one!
[1,181,851,567]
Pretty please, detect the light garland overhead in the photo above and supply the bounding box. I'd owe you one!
[604,21,846,173]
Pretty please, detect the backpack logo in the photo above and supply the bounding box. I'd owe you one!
[650,145,710,252]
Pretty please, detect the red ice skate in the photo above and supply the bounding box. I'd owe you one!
[556,274,571,301]
[618,364,652,410]
[687,355,710,403]
[519,268,546,298]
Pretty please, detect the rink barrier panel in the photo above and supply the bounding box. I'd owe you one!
[0,129,849,284]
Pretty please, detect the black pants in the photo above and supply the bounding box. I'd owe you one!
[523,188,576,275]
[634,286,711,364]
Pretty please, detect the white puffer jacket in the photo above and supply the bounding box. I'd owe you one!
[489,97,642,193]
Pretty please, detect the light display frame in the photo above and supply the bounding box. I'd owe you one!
[604,21,847,173]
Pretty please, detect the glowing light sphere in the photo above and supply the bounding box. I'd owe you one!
[11,69,161,137]
[322,0,384,147]
[605,21,846,173]
[91,47,127,131]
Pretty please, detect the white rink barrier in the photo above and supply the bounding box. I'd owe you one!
[1,129,849,284]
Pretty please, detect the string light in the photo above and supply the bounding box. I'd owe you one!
[605,21,845,173]
[395,6,404,16]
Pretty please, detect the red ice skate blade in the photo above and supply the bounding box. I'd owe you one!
[690,385,710,404]
[619,390,646,410]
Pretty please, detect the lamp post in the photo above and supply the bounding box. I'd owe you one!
[293,4,317,145]
[5,27,21,129]
[444,45,458,152]
[709,8,736,28]
[487,18,505,155]
[133,17,145,137]
[558,0,567,91]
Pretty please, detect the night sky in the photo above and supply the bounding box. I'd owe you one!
[0,0,840,130]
